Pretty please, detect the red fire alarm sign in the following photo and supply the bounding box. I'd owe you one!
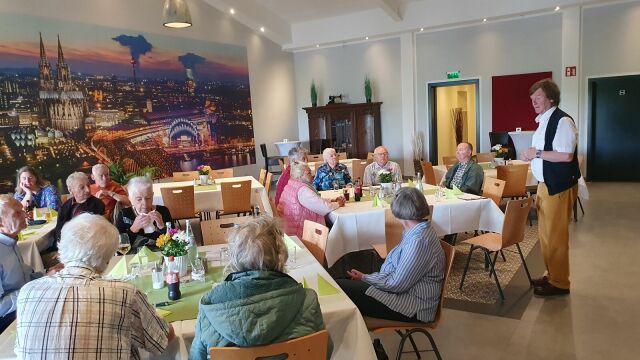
[565,66,577,77]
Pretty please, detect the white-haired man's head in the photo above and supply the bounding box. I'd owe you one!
[127,176,154,214]
[66,172,91,203]
[0,194,27,237]
[91,164,111,188]
[288,146,308,164]
[289,162,313,183]
[322,148,338,168]
[58,213,119,273]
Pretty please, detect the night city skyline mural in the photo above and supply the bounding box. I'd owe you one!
[0,13,255,193]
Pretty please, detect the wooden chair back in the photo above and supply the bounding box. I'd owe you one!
[160,186,195,220]
[383,208,403,254]
[220,180,252,215]
[497,164,528,197]
[476,152,495,163]
[367,152,374,161]
[351,160,367,182]
[482,177,506,208]
[264,172,274,194]
[301,220,329,266]
[337,152,347,160]
[201,217,251,245]
[442,156,457,166]
[209,330,328,360]
[173,171,199,181]
[501,197,533,248]
[431,240,456,327]
[258,168,267,185]
[420,160,437,185]
[210,168,234,180]
[307,154,323,163]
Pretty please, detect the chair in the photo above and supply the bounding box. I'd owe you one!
[374,206,434,259]
[351,160,367,182]
[476,152,495,163]
[160,185,199,227]
[442,156,457,166]
[497,164,528,198]
[307,154,323,163]
[217,180,252,219]
[337,152,347,160]
[201,216,251,245]
[482,177,506,208]
[420,160,437,185]
[367,152,374,161]
[364,240,455,360]
[459,197,534,301]
[264,172,273,195]
[259,143,282,175]
[258,168,267,185]
[301,220,329,266]
[172,171,199,181]
[210,168,234,180]
[209,330,328,360]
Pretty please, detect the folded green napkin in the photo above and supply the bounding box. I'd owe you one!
[129,246,161,264]
[107,257,128,277]
[452,185,464,195]
[407,179,415,188]
[371,195,380,208]
[445,189,455,199]
[156,308,172,318]
[302,277,309,289]
[194,184,217,192]
[317,274,340,296]
[283,234,301,250]
[479,162,492,170]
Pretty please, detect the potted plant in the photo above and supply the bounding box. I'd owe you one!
[108,161,135,185]
[156,228,190,277]
[364,77,372,103]
[196,165,212,186]
[378,170,393,194]
[310,80,318,107]
[491,144,509,166]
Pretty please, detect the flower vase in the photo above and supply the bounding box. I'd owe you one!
[199,175,209,186]
[494,158,505,166]
[164,255,188,277]
[380,182,393,196]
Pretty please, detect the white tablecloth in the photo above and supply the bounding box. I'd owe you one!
[433,160,537,187]
[320,185,505,266]
[274,140,301,156]
[152,176,272,216]
[16,220,56,273]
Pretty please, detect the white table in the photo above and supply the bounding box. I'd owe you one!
[16,220,56,273]
[152,176,272,216]
[508,131,535,160]
[308,159,359,175]
[274,140,301,156]
[320,185,505,266]
[433,160,537,187]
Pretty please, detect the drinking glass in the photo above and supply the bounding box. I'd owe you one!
[151,264,164,289]
[129,263,141,279]
[191,257,206,282]
[287,245,298,269]
[117,234,131,256]
[333,181,339,191]
[219,247,230,266]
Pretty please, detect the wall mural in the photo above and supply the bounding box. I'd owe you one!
[0,13,255,193]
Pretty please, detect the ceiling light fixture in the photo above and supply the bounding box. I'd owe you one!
[420,28,424,32]
[316,44,320,48]
[230,8,235,14]
[554,6,560,11]
[162,0,192,28]
[483,18,487,22]
[365,36,369,40]
[260,26,265,32]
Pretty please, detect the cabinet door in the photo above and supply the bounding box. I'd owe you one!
[329,110,355,157]
[355,108,379,159]
[308,114,328,154]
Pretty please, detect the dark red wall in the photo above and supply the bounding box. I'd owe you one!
[492,72,553,132]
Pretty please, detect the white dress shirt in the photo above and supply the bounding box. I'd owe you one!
[531,107,578,182]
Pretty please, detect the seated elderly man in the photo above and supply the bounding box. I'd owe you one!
[55,171,104,242]
[275,146,309,206]
[90,163,130,222]
[116,176,172,252]
[15,213,174,357]
[190,216,331,359]
[0,195,60,333]
[278,163,344,238]
[442,142,484,195]
[313,147,352,191]
[363,146,403,186]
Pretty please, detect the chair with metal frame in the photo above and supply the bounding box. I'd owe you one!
[351,160,367,183]
[337,152,347,160]
[459,197,534,301]
[420,160,437,185]
[209,168,234,180]
[373,206,434,259]
[476,152,496,163]
[497,164,528,199]
[172,171,199,182]
[301,220,329,267]
[201,216,251,245]
[260,143,282,175]
[442,156,457,167]
[307,154,324,163]
[160,185,199,228]
[364,240,455,360]
[263,172,273,195]
[209,330,329,360]
[258,168,267,185]
[482,177,506,208]
[217,180,253,219]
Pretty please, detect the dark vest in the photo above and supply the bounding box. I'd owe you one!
[542,108,581,195]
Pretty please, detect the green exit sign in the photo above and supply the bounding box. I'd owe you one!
[447,71,460,79]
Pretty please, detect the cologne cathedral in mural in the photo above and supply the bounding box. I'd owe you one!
[0,14,255,193]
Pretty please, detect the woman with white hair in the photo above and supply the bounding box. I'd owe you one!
[54,171,104,242]
[116,176,172,252]
[313,147,352,191]
[277,162,344,238]
[275,146,309,206]
[15,214,174,358]
[189,216,331,359]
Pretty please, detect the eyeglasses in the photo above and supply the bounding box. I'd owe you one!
[375,152,389,156]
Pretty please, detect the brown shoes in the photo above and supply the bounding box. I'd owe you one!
[530,276,548,287]
[533,282,570,297]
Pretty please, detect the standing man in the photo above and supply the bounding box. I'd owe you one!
[442,142,484,195]
[90,164,130,222]
[363,146,402,186]
[523,78,580,297]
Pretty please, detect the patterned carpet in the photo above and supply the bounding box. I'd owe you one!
[444,224,539,304]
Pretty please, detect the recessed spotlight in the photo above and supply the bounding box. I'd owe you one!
[420,28,424,32]
[229,8,235,14]
[483,18,487,22]
[316,44,320,48]
[365,36,369,40]
[554,6,560,11]
[260,26,265,32]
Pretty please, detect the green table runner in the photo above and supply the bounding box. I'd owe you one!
[194,183,218,192]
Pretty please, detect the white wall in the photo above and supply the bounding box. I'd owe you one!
[0,0,298,177]
[293,38,404,163]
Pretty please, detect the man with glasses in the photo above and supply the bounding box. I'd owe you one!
[363,146,402,186]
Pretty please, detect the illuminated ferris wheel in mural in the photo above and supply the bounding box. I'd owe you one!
[168,118,201,147]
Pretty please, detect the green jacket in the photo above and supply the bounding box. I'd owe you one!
[444,160,484,195]
[189,270,332,360]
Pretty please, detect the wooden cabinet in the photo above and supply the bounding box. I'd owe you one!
[303,102,382,159]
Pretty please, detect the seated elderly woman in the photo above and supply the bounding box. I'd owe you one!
[313,147,352,191]
[116,176,172,252]
[15,213,174,358]
[189,216,331,359]
[55,172,104,242]
[336,187,445,323]
[13,166,60,212]
[275,146,309,206]
[277,162,344,238]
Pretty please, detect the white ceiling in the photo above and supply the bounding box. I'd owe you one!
[202,0,617,50]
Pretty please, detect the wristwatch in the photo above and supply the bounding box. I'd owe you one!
[535,149,542,159]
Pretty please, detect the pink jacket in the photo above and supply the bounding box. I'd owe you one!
[277,179,329,238]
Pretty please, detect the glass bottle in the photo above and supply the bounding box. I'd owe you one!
[166,256,181,300]
[185,219,197,264]
[416,172,424,191]
[354,177,362,201]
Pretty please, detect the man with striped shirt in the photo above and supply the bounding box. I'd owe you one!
[15,213,174,359]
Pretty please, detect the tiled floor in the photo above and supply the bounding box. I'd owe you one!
[375,182,640,359]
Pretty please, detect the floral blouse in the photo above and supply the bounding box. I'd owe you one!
[313,163,352,191]
[14,184,60,210]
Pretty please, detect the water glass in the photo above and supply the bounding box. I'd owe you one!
[219,247,230,265]
[152,266,164,289]
[333,181,339,191]
[287,246,298,269]
[129,263,141,279]
[191,257,206,282]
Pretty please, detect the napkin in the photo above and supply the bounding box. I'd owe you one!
[371,195,380,208]
[129,246,161,264]
[407,179,415,188]
[302,277,309,289]
[445,189,456,199]
[452,185,464,195]
[317,274,340,296]
[283,234,301,250]
[155,308,172,318]
[33,207,43,220]
[107,257,128,278]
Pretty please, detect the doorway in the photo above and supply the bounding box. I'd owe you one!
[587,75,640,181]
[428,79,480,165]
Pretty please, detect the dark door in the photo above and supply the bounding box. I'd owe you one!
[588,75,640,181]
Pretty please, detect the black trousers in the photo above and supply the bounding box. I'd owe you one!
[336,279,420,323]
[0,311,16,334]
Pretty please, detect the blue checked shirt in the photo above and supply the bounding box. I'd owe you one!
[313,163,352,191]
[363,221,445,322]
